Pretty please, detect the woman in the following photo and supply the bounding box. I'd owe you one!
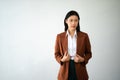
[54,10,92,80]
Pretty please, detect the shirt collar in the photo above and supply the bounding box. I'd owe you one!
[66,30,77,37]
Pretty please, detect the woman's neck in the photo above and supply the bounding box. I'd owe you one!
[68,30,76,37]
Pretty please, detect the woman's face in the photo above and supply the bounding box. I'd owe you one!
[66,15,79,31]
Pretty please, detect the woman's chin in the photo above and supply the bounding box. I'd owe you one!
[71,28,76,31]
[68,28,76,31]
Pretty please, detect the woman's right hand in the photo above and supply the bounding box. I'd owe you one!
[61,52,70,62]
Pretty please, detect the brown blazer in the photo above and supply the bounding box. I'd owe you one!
[54,31,92,80]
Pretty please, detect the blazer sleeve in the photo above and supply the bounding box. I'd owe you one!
[54,34,63,65]
[83,33,92,65]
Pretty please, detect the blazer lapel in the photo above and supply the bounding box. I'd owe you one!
[62,32,68,54]
[76,32,84,54]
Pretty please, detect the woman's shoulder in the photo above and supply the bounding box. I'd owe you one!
[77,31,90,38]
[78,31,88,36]
[57,31,66,37]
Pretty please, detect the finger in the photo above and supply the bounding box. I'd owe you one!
[74,58,78,63]
[66,54,69,58]
[74,56,78,60]
[64,51,67,56]
[74,55,77,58]
[77,54,82,58]
[76,54,79,57]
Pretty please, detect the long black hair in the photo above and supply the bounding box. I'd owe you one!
[64,10,80,32]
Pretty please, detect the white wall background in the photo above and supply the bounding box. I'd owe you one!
[0,0,120,80]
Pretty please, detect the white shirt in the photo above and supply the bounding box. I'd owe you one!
[66,30,77,60]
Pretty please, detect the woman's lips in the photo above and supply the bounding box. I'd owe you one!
[71,26,76,28]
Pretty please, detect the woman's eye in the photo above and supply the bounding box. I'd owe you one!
[75,19,78,22]
[70,19,73,22]
[69,19,78,22]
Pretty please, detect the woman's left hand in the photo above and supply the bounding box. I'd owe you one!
[74,54,85,63]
